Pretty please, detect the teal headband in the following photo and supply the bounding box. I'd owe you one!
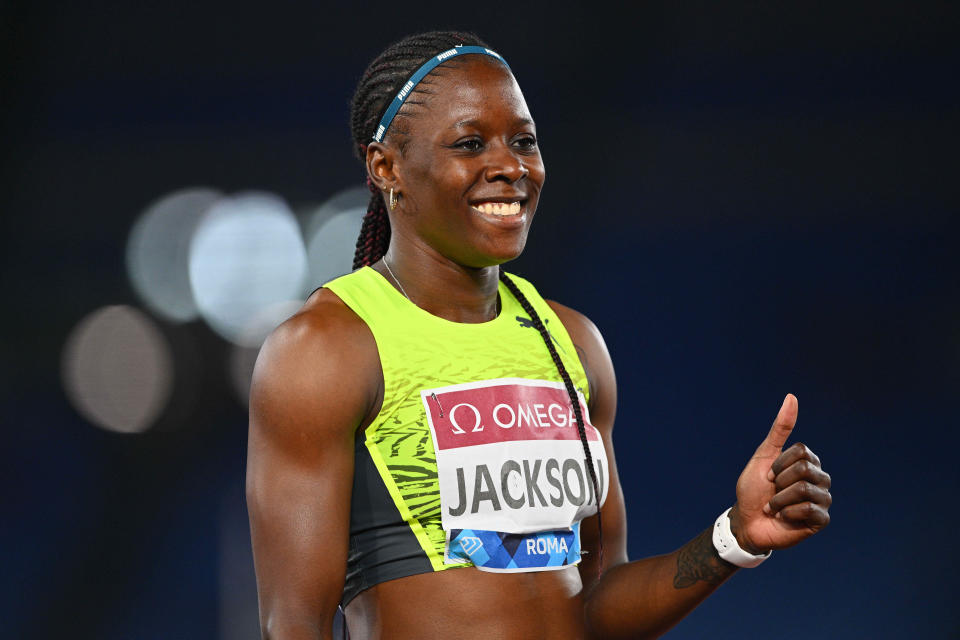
[372,45,511,143]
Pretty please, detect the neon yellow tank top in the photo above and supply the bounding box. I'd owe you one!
[325,267,607,600]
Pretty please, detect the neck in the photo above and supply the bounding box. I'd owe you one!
[378,245,501,324]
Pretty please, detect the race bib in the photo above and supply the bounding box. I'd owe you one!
[420,378,608,569]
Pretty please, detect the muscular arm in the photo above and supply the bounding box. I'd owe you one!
[246,291,381,640]
[548,301,830,639]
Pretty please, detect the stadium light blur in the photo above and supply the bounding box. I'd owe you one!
[61,305,174,434]
[188,192,307,347]
[126,187,223,322]
[305,186,368,286]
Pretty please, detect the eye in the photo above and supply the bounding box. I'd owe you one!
[513,135,538,150]
[454,138,484,152]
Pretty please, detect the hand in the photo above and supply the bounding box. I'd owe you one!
[728,394,832,554]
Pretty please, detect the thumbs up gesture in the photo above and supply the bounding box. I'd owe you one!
[728,394,832,554]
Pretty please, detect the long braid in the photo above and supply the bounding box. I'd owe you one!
[353,176,390,269]
[498,271,605,577]
[349,31,492,268]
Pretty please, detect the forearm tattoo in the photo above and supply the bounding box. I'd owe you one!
[673,528,736,589]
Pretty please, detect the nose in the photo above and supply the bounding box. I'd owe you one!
[484,142,528,183]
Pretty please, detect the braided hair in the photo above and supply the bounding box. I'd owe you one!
[348,31,604,574]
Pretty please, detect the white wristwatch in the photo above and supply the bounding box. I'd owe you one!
[712,507,772,568]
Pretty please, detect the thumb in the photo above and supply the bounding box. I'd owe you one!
[755,393,798,457]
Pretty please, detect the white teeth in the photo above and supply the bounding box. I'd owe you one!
[472,201,522,216]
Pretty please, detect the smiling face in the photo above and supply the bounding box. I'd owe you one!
[374,56,545,268]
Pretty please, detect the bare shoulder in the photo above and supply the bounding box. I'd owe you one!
[545,299,617,429]
[545,300,606,352]
[259,287,377,369]
[545,300,614,381]
[250,287,382,444]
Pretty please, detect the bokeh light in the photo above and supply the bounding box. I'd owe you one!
[188,192,307,347]
[305,186,369,286]
[126,188,223,322]
[61,305,174,434]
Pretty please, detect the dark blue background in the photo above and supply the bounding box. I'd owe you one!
[2,1,957,638]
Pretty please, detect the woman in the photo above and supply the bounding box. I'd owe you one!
[246,31,832,639]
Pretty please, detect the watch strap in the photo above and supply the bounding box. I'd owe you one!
[712,507,772,568]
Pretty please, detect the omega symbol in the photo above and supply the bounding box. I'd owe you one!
[448,403,483,434]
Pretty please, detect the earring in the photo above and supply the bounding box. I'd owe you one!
[389,188,397,211]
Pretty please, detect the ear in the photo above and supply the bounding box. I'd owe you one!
[366,142,400,194]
